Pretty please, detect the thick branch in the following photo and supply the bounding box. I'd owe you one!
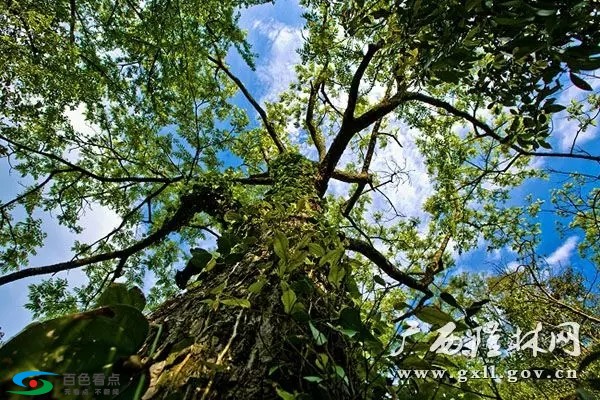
[346,238,432,295]
[208,55,286,153]
[331,170,372,184]
[405,92,501,140]
[0,219,176,286]
[351,92,407,134]
[71,182,173,260]
[318,43,384,194]
[0,181,238,286]
[344,82,393,215]
[344,43,382,122]
[425,233,451,279]
[306,78,327,161]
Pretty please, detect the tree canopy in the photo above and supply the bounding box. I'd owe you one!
[0,0,599,399]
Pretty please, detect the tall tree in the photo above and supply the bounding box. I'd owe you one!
[0,0,599,399]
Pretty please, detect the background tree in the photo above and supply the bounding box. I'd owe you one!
[0,0,599,399]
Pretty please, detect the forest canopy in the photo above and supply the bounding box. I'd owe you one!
[0,0,599,399]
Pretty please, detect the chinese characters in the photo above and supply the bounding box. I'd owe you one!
[392,321,580,357]
[62,373,121,396]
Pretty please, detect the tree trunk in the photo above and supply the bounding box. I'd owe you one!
[140,237,357,400]
[139,154,363,400]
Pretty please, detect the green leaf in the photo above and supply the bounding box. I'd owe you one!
[570,73,593,91]
[577,387,597,400]
[248,277,267,294]
[210,282,226,295]
[465,0,480,11]
[373,275,387,286]
[319,247,343,267]
[189,248,214,271]
[336,306,378,346]
[268,365,281,376]
[327,263,346,288]
[276,387,297,400]
[535,9,556,16]
[337,307,364,332]
[217,233,236,255]
[415,306,455,325]
[303,376,323,383]
[223,252,244,265]
[291,308,310,323]
[543,104,566,113]
[434,70,460,83]
[440,292,461,309]
[308,243,325,257]
[400,355,432,369]
[465,299,490,319]
[220,298,251,308]
[566,57,600,71]
[223,210,240,222]
[309,321,328,346]
[273,232,289,261]
[95,283,146,311]
[0,305,148,399]
[281,289,297,314]
[432,354,458,369]
[204,257,218,272]
[334,365,349,385]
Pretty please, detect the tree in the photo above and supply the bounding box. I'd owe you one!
[1,0,599,399]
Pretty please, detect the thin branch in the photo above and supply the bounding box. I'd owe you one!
[392,293,433,323]
[0,169,70,211]
[320,84,343,117]
[407,92,600,163]
[207,55,286,153]
[526,265,600,324]
[344,82,393,215]
[187,224,220,238]
[0,134,183,184]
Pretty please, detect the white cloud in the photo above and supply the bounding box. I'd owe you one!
[545,236,579,267]
[369,123,434,226]
[554,115,600,152]
[252,19,304,102]
[553,74,600,151]
[63,103,104,162]
[504,261,522,273]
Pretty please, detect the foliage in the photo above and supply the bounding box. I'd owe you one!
[0,0,599,398]
[0,284,149,399]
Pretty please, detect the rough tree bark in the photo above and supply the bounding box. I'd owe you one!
[138,154,364,400]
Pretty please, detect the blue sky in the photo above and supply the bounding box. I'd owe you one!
[1,0,599,341]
